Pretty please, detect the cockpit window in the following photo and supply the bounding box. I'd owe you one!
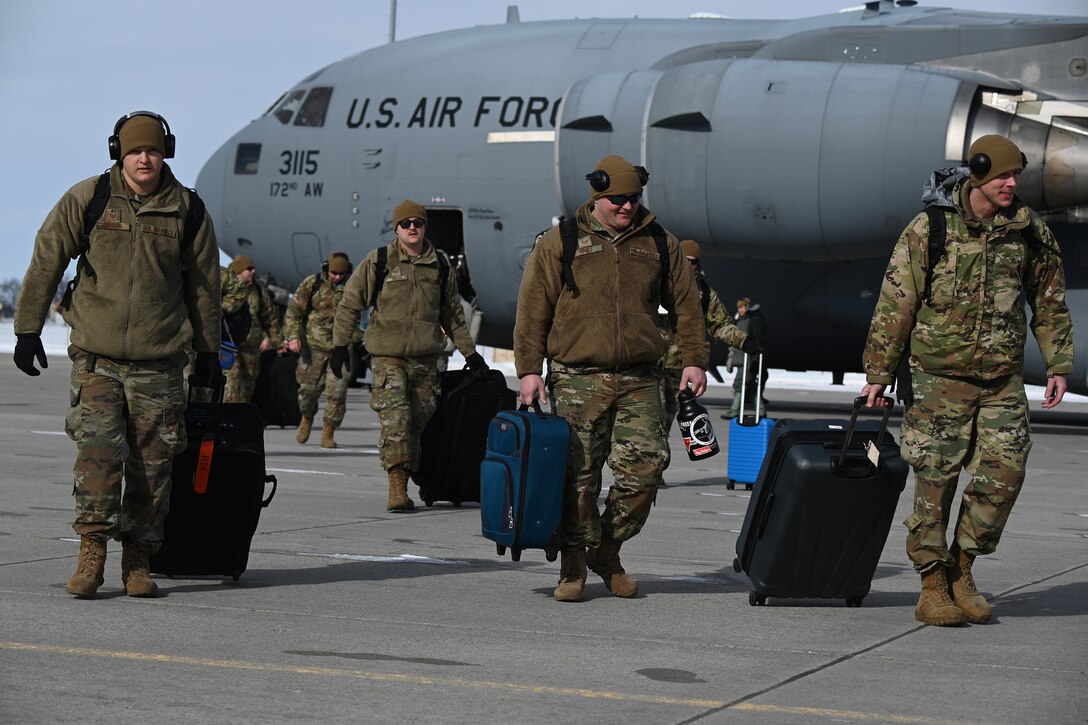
[295,87,334,127]
[234,143,261,175]
[272,90,305,125]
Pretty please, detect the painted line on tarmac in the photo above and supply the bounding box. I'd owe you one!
[1,641,990,723]
[267,467,347,476]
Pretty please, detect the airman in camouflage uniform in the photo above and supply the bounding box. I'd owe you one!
[861,135,1074,626]
[332,200,487,512]
[659,239,753,433]
[12,112,222,599]
[283,252,359,449]
[516,156,709,603]
[222,255,282,403]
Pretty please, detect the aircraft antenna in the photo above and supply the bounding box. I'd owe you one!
[388,0,397,43]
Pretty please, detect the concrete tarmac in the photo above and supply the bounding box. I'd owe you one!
[2,355,1087,724]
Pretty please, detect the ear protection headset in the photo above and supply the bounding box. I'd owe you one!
[585,164,650,192]
[967,149,1027,181]
[108,111,175,160]
[321,253,353,275]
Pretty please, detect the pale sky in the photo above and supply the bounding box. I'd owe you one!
[1,0,1084,284]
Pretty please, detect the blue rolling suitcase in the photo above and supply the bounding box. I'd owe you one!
[727,353,774,490]
[480,400,570,562]
[732,397,908,607]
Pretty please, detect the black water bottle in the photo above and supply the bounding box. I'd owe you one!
[676,386,719,461]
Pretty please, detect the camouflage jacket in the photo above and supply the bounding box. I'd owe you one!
[284,272,359,352]
[230,278,282,351]
[514,201,708,378]
[333,240,474,358]
[660,268,746,370]
[14,164,220,359]
[863,179,1074,384]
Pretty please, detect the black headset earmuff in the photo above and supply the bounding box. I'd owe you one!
[108,111,175,160]
[585,165,650,192]
[322,254,353,275]
[967,150,1028,180]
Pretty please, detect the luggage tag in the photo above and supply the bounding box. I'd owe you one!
[193,435,216,494]
[865,439,881,467]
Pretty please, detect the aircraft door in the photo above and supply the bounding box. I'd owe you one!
[292,233,323,277]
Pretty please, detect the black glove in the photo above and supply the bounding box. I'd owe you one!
[330,345,350,379]
[741,336,762,356]
[465,352,488,373]
[14,333,47,376]
[193,351,225,389]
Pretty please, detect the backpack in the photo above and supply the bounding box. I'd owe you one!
[371,245,449,310]
[556,216,670,297]
[59,171,206,311]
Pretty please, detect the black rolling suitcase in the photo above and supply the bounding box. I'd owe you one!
[733,397,908,607]
[414,369,516,507]
[151,383,277,581]
[252,350,301,427]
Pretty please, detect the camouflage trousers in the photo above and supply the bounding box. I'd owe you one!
[224,345,262,403]
[549,362,669,548]
[900,371,1031,573]
[298,348,348,428]
[64,345,187,552]
[370,354,441,472]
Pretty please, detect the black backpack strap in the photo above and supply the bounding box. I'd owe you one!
[923,207,946,305]
[372,246,389,309]
[60,172,112,311]
[696,274,711,318]
[308,274,323,307]
[558,216,579,295]
[436,249,449,305]
[179,188,205,272]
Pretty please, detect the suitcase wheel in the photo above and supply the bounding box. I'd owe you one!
[726,480,735,490]
[424,499,435,507]
[452,500,462,508]
[732,557,742,573]
[496,543,506,556]
[232,574,240,582]
[544,547,558,563]
[748,591,766,607]
[745,484,753,491]
[846,596,864,608]
[511,548,522,562]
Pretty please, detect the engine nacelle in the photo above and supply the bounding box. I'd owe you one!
[556,59,1084,261]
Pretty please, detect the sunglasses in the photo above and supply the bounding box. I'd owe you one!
[398,218,426,229]
[605,193,642,207]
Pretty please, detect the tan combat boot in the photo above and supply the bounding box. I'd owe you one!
[121,540,159,598]
[915,566,965,626]
[295,416,313,444]
[321,422,337,449]
[553,548,588,602]
[386,467,415,512]
[67,536,106,598]
[586,532,638,598]
[948,545,992,623]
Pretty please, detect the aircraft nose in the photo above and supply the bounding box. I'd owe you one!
[196,141,229,235]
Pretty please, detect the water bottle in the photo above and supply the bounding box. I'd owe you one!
[676,386,720,461]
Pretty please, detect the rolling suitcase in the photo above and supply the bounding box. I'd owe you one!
[252,350,301,427]
[414,368,516,506]
[727,353,774,490]
[480,399,570,562]
[733,396,908,607]
[151,381,278,581]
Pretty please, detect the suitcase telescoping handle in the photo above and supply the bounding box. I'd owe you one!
[838,396,895,468]
[739,352,764,424]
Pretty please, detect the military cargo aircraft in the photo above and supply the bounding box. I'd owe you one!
[196,1,1088,391]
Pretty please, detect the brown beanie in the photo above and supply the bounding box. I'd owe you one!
[118,115,166,157]
[230,255,254,274]
[680,239,701,260]
[589,155,644,199]
[393,199,428,227]
[327,252,351,274]
[968,135,1024,187]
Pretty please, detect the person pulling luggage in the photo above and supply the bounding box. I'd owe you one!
[331,200,487,511]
